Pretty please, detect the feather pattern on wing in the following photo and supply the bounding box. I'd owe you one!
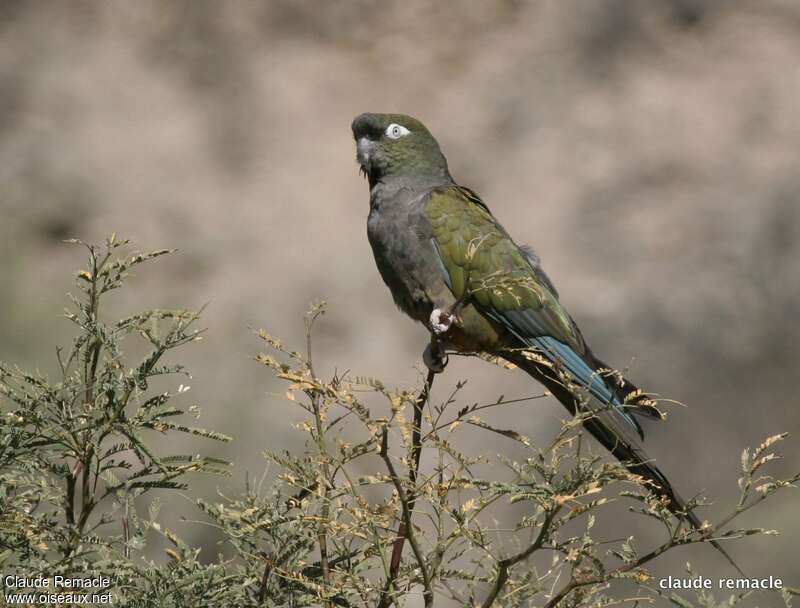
[425,185,646,435]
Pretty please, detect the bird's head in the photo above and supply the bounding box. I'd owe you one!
[352,113,451,188]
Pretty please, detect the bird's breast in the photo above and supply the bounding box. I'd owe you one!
[366,199,437,323]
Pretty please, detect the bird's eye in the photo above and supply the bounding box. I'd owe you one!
[385,123,410,139]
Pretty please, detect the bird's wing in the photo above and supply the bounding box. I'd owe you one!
[425,185,643,434]
[424,186,745,576]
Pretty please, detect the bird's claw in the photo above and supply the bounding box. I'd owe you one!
[429,308,455,335]
[423,343,448,374]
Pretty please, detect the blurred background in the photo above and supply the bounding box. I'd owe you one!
[1,1,798,605]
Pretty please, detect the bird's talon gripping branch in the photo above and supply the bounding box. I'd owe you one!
[429,308,455,335]
[423,342,448,374]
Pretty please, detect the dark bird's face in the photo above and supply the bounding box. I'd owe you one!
[351,113,450,188]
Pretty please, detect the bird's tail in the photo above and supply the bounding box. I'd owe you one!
[507,352,746,577]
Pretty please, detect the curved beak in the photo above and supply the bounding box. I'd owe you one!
[356,136,375,173]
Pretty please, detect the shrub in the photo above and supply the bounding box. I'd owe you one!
[1,237,797,607]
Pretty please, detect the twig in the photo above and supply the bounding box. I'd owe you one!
[380,426,434,608]
[378,368,435,608]
[122,512,131,560]
[542,535,696,608]
[304,305,333,606]
[424,392,547,441]
[257,554,274,603]
[481,509,558,608]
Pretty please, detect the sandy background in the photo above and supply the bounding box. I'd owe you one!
[1,1,798,605]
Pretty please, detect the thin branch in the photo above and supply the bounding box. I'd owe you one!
[542,534,697,608]
[380,426,434,608]
[424,392,547,441]
[481,509,558,608]
[305,305,333,606]
[258,553,274,603]
[378,367,435,608]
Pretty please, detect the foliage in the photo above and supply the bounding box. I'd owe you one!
[0,236,230,598]
[1,238,798,608]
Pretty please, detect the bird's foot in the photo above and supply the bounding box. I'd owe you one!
[429,308,455,335]
[423,342,449,374]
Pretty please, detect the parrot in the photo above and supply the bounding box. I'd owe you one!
[351,111,743,575]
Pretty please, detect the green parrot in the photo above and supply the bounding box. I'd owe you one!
[352,112,743,574]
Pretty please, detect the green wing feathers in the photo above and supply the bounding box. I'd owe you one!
[425,185,653,435]
[425,186,576,346]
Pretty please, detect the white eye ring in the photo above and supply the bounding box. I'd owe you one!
[385,123,410,139]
